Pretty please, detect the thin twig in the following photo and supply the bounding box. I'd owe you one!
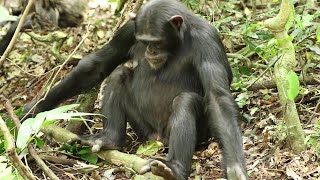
[28,145,59,180]
[0,0,34,67]
[245,53,283,90]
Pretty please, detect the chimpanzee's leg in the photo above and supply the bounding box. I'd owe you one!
[207,90,247,180]
[141,92,204,180]
[70,66,134,152]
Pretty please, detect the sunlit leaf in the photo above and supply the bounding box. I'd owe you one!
[301,14,314,27]
[16,118,35,149]
[286,70,300,101]
[80,153,98,164]
[78,147,91,155]
[0,6,18,22]
[137,141,163,156]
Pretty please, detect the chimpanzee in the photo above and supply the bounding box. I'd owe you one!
[0,15,33,55]
[24,0,247,179]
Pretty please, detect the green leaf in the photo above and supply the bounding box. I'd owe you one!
[316,24,320,43]
[0,164,14,180]
[0,6,18,22]
[0,156,6,162]
[136,141,163,156]
[239,66,252,76]
[78,147,92,155]
[17,104,81,149]
[301,14,314,27]
[286,70,300,101]
[34,137,45,148]
[308,46,320,55]
[59,143,78,153]
[80,153,98,164]
[47,104,80,114]
[0,163,7,170]
[46,112,97,121]
[16,118,35,149]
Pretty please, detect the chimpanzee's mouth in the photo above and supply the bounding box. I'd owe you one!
[145,53,167,63]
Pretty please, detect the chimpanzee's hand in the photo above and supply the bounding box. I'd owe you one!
[67,131,121,152]
[21,100,40,120]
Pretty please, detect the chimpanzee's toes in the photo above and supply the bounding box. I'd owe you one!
[227,164,247,180]
[140,159,178,180]
[150,160,177,180]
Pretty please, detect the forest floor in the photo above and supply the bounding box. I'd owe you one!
[0,0,320,179]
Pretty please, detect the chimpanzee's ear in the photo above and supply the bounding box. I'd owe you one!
[128,12,137,20]
[169,15,184,30]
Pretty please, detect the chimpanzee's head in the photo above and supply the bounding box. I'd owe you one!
[130,0,189,70]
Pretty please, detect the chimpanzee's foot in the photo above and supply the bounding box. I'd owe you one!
[68,131,121,152]
[140,159,186,180]
[227,164,248,180]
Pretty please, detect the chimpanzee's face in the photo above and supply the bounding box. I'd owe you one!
[133,2,184,70]
[137,36,169,70]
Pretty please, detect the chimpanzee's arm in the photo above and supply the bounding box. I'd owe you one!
[26,20,136,115]
[194,36,247,180]
[0,15,33,55]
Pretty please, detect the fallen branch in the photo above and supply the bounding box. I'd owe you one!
[28,145,59,180]
[232,75,320,91]
[41,124,164,179]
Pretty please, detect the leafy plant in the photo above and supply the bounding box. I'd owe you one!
[17,104,100,150]
[60,144,98,164]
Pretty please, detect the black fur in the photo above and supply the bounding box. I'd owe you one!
[24,0,247,179]
[0,15,33,56]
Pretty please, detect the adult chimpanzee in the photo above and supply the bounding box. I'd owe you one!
[24,0,247,179]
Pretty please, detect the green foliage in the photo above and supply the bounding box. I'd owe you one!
[305,122,320,155]
[78,147,98,164]
[137,140,164,156]
[0,161,14,180]
[17,104,81,150]
[0,116,18,154]
[0,156,22,180]
[235,92,250,108]
[182,0,201,13]
[60,144,98,164]
[286,70,300,101]
[0,104,101,168]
